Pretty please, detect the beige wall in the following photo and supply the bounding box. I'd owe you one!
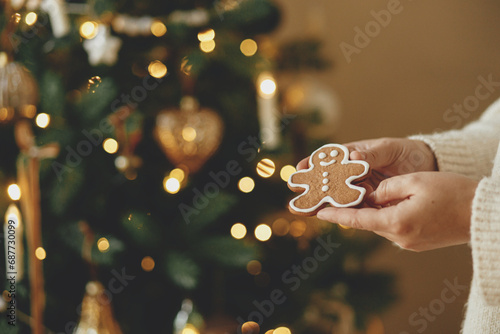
[271,0,500,333]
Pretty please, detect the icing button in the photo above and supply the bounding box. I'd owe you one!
[322,185,329,192]
[322,178,328,184]
[323,172,328,177]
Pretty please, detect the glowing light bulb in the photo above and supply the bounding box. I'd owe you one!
[260,79,276,96]
[255,224,272,242]
[274,327,292,334]
[80,21,99,39]
[280,165,296,182]
[148,60,167,79]
[151,20,167,37]
[182,126,197,142]
[256,158,275,178]
[238,177,255,193]
[197,28,215,42]
[169,168,185,183]
[35,247,46,260]
[231,223,247,239]
[7,184,21,201]
[103,138,119,154]
[200,40,216,53]
[35,113,50,128]
[97,237,110,252]
[25,12,37,26]
[164,177,180,194]
[240,39,258,56]
[141,256,155,271]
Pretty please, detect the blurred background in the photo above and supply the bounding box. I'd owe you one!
[1,0,500,333]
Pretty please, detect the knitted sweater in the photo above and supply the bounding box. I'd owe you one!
[410,98,500,333]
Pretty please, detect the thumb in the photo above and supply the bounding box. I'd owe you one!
[348,140,399,172]
[368,175,414,206]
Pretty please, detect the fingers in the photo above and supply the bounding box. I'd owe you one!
[296,157,310,170]
[346,138,400,172]
[317,206,390,231]
[368,175,415,206]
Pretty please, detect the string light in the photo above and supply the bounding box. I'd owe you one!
[197,28,215,42]
[141,256,155,271]
[151,20,167,37]
[289,220,307,237]
[35,113,50,128]
[148,60,167,79]
[256,158,275,178]
[240,39,258,56]
[103,138,119,154]
[25,12,37,26]
[169,168,185,183]
[260,78,277,97]
[7,184,21,201]
[97,237,110,252]
[164,177,180,194]
[87,76,101,93]
[255,224,272,242]
[12,13,21,24]
[181,126,197,142]
[274,327,292,334]
[35,247,46,260]
[238,177,255,193]
[280,165,296,182]
[80,21,99,39]
[230,223,247,239]
[200,40,215,53]
[246,260,262,275]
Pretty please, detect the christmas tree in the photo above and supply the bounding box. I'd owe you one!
[0,0,396,333]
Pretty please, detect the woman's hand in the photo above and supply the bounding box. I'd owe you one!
[316,172,478,252]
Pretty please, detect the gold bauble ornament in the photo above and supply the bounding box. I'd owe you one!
[74,281,123,334]
[0,54,39,123]
[154,96,224,174]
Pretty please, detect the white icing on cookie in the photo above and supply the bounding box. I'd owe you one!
[322,185,329,192]
[322,178,328,184]
[320,159,336,166]
[330,150,339,157]
[319,152,327,159]
[288,143,370,213]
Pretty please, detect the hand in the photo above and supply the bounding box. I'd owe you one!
[316,172,478,252]
[297,138,438,191]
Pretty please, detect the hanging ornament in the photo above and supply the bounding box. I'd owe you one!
[74,281,123,334]
[83,25,122,67]
[0,54,39,123]
[154,96,224,174]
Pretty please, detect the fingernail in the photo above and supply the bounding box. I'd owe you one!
[317,211,325,220]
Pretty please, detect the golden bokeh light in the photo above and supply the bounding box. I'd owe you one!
[25,12,37,26]
[280,165,296,182]
[164,177,181,194]
[240,39,258,56]
[97,237,110,252]
[141,256,155,272]
[197,28,215,42]
[35,113,50,128]
[200,40,216,53]
[274,327,292,334]
[80,21,99,39]
[182,324,200,334]
[7,184,21,201]
[169,168,185,183]
[22,104,37,118]
[148,60,168,79]
[230,223,247,239]
[255,224,272,242]
[12,13,21,24]
[256,158,275,178]
[265,331,275,334]
[103,138,119,154]
[238,177,255,193]
[246,260,262,276]
[272,218,290,236]
[289,220,307,238]
[151,20,167,37]
[35,247,46,260]
[181,126,197,142]
[260,79,277,96]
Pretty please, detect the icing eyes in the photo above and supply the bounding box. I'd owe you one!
[319,152,327,159]
[330,150,339,157]
[319,150,339,160]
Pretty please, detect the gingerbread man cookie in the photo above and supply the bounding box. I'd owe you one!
[288,144,370,216]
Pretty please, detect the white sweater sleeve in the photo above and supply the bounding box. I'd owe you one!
[409,98,500,180]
